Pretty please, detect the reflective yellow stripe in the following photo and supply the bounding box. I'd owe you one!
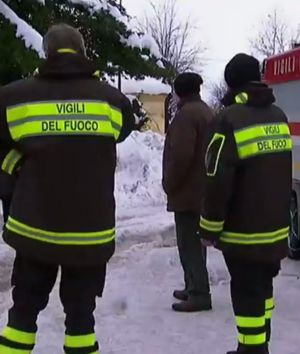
[265,309,272,319]
[6,101,122,141]
[2,327,35,345]
[110,107,122,140]
[200,216,224,233]
[265,298,275,319]
[235,92,248,104]
[238,333,266,345]
[236,316,265,328]
[57,48,77,54]
[220,227,289,245]
[234,123,290,144]
[0,345,31,353]
[1,149,22,175]
[234,123,292,159]
[6,217,115,245]
[237,137,292,159]
[265,298,274,310]
[65,333,96,348]
[205,133,225,177]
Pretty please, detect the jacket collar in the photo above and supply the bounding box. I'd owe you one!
[178,94,201,109]
[37,53,99,80]
[221,82,275,108]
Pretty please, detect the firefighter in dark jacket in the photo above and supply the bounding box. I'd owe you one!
[0,24,134,354]
[200,54,292,354]
[163,73,213,312]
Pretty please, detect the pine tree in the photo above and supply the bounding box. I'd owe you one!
[0,0,167,85]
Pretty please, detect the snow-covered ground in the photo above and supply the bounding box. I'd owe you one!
[0,131,299,353]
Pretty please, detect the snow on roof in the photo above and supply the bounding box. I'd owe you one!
[68,0,161,59]
[120,77,171,95]
[0,0,44,57]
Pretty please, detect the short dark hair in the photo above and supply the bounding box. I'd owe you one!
[174,72,203,98]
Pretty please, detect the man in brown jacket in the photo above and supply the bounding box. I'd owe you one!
[163,73,213,312]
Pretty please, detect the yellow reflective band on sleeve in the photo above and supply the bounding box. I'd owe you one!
[0,346,31,353]
[1,149,22,175]
[65,333,96,348]
[220,227,289,245]
[6,217,115,245]
[110,106,122,140]
[200,216,224,233]
[234,123,292,159]
[57,48,77,54]
[238,333,266,345]
[236,316,265,328]
[6,101,122,141]
[235,92,248,104]
[265,298,275,310]
[265,298,275,319]
[205,133,225,177]
[265,309,273,320]
[2,327,36,345]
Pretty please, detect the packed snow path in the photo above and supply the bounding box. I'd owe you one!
[0,221,299,354]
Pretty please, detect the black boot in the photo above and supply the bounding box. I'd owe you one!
[172,294,212,312]
[226,345,268,354]
[173,289,188,301]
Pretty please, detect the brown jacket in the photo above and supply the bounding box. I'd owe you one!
[162,95,213,212]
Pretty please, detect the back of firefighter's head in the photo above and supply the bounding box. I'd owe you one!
[224,53,261,89]
[174,72,203,100]
[43,24,86,58]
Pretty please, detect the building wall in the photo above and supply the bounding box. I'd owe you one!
[137,94,167,134]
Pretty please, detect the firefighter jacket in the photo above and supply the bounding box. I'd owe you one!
[0,53,134,266]
[200,83,292,263]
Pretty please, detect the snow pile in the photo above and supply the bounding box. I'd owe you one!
[121,77,170,95]
[116,131,166,209]
[0,0,44,57]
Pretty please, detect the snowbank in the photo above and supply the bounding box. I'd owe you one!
[116,131,166,209]
[121,77,170,95]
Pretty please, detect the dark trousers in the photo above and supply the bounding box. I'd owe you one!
[174,212,210,297]
[225,256,280,354]
[1,255,106,353]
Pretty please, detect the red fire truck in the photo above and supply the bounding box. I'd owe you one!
[264,48,300,259]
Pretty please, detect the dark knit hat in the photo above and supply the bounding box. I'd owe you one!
[43,24,86,57]
[224,53,261,89]
[174,72,203,98]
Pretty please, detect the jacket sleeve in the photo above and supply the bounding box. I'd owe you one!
[199,114,239,242]
[162,110,197,194]
[0,89,23,177]
[117,95,135,143]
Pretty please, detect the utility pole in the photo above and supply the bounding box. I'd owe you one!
[118,0,123,91]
